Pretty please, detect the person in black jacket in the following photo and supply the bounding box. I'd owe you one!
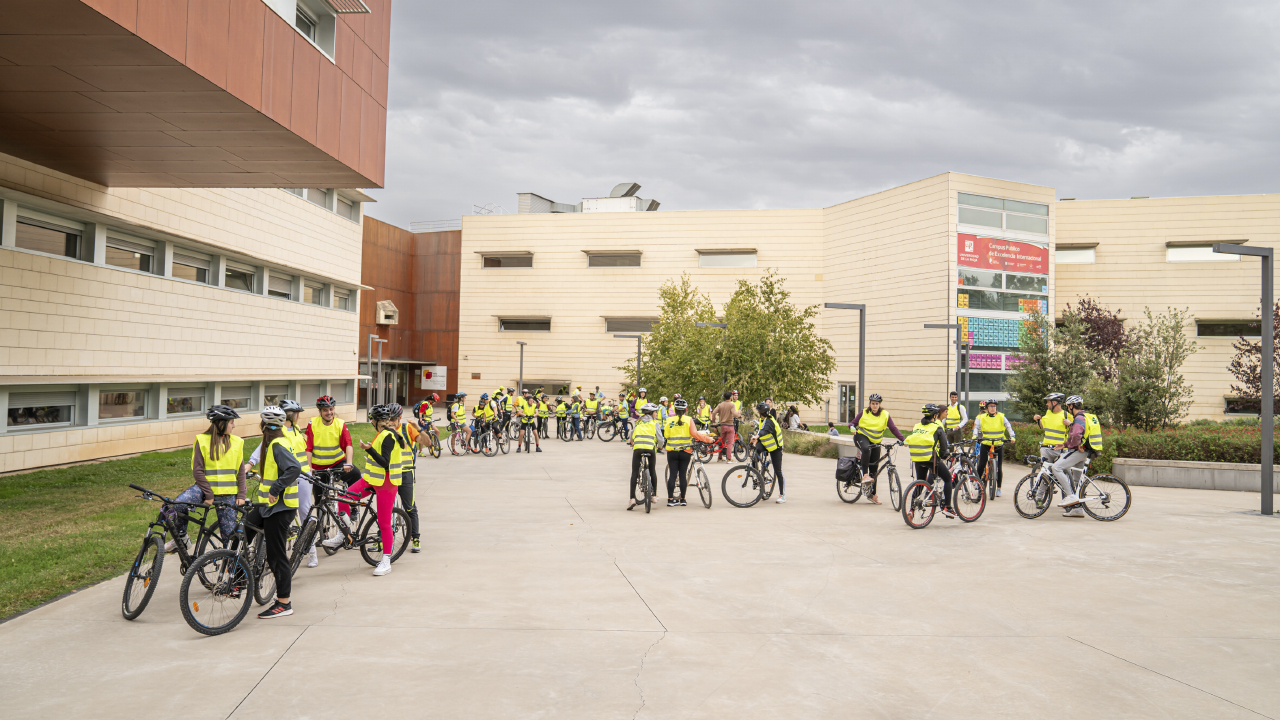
[245,406,301,619]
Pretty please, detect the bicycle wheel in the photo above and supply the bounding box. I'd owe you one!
[481,431,498,457]
[836,466,864,503]
[289,518,319,575]
[1013,474,1054,519]
[585,419,596,439]
[560,422,572,442]
[902,481,936,529]
[694,442,711,464]
[696,466,713,508]
[428,432,441,459]
[721,465,764,508]
[760,462,776,501]
[180,549,253,636]
[249,533,276,606]
[1080,474,1131,521]
[360,507,412,566]
[497,429,510,454]
[641,457,653,514]
[733,438,747,462]
[888,468,903,511]
[599,421,616,442]
[121,534,163,620]
[320,510,343,555]
[524,425,533,452]
[952,474,986,522]
[448,431,464,456]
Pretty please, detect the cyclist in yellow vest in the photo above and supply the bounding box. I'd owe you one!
[1034,392,1072,463]
[695,396,712,430]
[972,399,1015,498]
[305,394,356,477]
[449,392,471,447]
[943,391,969,443]
[414,392,440,457]
[516,387,542,452]
[569,395,584,440]
[393,408,423,553]
[616,391,632,436]
[663,399,699,506]
[905,403,956,518]
[1051,395,1099,517]
[628,403,665,510]
[247,406,302,618]
[554,396,568,436]
[850,393,906,505]
[326,404,404,576]
[752,401,789,504]
[164,404,247,553]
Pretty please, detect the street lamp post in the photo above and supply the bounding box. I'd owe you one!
[614,334,643,390]
[1213,243,1275,515]
[924,323,962,401]
[516,341,527,397]
[366,334,387,409]
[824,304,866,413]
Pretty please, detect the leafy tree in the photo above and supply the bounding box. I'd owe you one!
[1126,307,1196,429]
[1228,300,1280,414]
[613,274,716,400]
[1062,296,1128,382]
[1005,308,1101,421]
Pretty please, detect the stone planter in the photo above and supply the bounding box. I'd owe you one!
[1111,458,1280,493]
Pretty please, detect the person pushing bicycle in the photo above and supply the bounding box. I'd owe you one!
[627,403,664,510]
[973,399,1015,498]
[906,403,955,519]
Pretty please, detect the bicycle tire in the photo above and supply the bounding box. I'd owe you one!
[448,432,464,456]
[836,465,864,503]
[902,480,936,529]
[641,456,653,513]
[524,425,532,452]
[560,423,573,442]
[428,432,441,459]
[585,419,596,439]
[1013,474,1053,519]
[289,518,320,575]
[733,438,747,462]
[320,511,343,555]
[760,461,776,501]
[952,474,986,522]
[721,465,764,508]
[359,507,412,566]
[694,442,712,464]
[888,468,903,511]
[250,533,275,606]
[599,422,616,442]
[696,466,713,508]
[121,534,163,620]
[497,430,510,454]
[1080,474,1131,521]
[482,431,498,457]
[180,549,253,636]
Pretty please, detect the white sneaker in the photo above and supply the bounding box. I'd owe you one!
[373,555,392,576]
[996,488,1002,497]
[321,532,344,549]
[1057,494,1081,507]
[1063,507,1086,518]
[306,548,319,568]
[164,537,188,554]
[775,495,786,503]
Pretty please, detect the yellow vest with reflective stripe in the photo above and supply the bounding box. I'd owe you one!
[1083,412,1103,452]
[362,429,404,487]
[517,397,537,419]
[193,433,244,495]
[585,399,599,414]
[450,402,466,421]
[555,402,567,417]
[906,422,941,463]
[538,401,550,418]
[475,400,495,421]
[945,404,963,429]
[663,415,692,451]
[284,425,311,473]
[1040,410,1070,446]
[308,416,346,465]
[258,437,300,508]
[758,417,784,452]
[632,418,658,451]
[504,395,514,412]
[977,412,1009,446]
[856,410,890,443]
[696,404,711,423]
[732,400,742,414]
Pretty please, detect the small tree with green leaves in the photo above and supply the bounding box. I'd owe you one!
[1006,308,1101,421]
[1115,307,1197,429]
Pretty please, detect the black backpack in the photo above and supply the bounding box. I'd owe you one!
[835,456,858,482]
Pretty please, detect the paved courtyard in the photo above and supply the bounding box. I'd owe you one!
[2,437,1278,719]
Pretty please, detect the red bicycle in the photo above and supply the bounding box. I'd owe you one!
[694,428,747,463]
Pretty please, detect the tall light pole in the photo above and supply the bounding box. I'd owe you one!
[824,304,866,414]
[614,334,643,390]
[924,322,961,401]
[366,334,386,409]
[516,341,527,396]
[1214,243,1274,515]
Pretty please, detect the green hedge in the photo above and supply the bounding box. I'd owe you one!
[782,431,841,459]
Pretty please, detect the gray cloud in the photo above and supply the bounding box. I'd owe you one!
[365,0,1280,227]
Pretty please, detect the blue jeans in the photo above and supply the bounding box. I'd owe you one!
[164,483,238,540]
[572,417,582,440]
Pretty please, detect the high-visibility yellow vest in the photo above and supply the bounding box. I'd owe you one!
[503,395,514,412]
[473,400,495,421]
[632,418,658,451]
[944,404,963,429]
[308,416,346,465]
[361,429,404,487]
[418,401,433,421]
[733,400,742,414]
[585,399,599,414]
[396,424,417,474]
[1040,410,1070,446]
[570,402,582,416]
[906,421,942,463]
[758,417,785,452]
[257,437,300,508]
[663,415,692,451]
[517,397,537,419]
[977,412,1009,446]
[450,402,466,422]
[284,425,311,473]
[538,401,550,418]
[696,404,711,423]
[856,410,890,443]
[556,402,568,417]
[192,433,244,495]
[1083,412,1103,452]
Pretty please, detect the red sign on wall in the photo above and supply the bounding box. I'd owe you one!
[957,233,1048,274]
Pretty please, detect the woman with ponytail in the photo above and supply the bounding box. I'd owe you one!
[246,406,302,618]
[663,398,713,506]
[163,404,246,553]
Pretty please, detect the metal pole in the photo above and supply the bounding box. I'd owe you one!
[377,340,384,405]
[366,333,374,410]
[1264,255,1274,515]
[517,341,526,396]
[955,325,962,398]
[636,336,642,390]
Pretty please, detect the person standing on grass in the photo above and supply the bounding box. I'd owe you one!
[711,390,741,462]
[164,404,246,553]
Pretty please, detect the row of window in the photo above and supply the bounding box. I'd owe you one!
[958,193,1050,236]
[481,251,758,269]
[282,188,361,222]
[498,318,659,333]
[1056,245,1245,265]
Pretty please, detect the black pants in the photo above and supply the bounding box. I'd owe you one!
[854,435,881,495]
[757,445,785,496]
[666,451,690,499]
[399,470,419,539]
[246,507,296,599]
[975,444,1005,487]
[630,449,657,502]
[914,461,953,510]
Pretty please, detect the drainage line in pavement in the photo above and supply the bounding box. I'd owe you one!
[226,625,309,720]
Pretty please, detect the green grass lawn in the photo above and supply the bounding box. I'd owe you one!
[0,422,387,620]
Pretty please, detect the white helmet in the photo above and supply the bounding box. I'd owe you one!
[260,406,287,427]
[641,403,660,413]
[659,396,668,403]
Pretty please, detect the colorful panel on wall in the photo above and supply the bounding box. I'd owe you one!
[958,233,1049,274]
[959,316,1024,349]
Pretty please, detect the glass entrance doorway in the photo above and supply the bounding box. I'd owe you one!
[838,382,857,423]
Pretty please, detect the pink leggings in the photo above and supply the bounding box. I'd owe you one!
[339,479,398,556]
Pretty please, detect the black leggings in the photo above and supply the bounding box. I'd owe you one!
[399,470,419,539]
[765,447,785,496]
[975,444,1004,487]
[630,449,657,502]
[666,451,690,499]
[914,461,953,510]
[854,435,881,494]
[245,507,296,599]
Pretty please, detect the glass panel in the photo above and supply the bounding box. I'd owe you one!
[173,263,208,283]
[99,391,146,419]
[1197,321,1260,337]
[334,291,351,310]
[1005,213,1048,235]
[284,188,304,197]
[605,318,657,332]
[966,373,1010,393]
[958,207,1002,229]
[301,383,324,403]
[1004,199,1049,217]
[1055,247,1095,265]
[225,268,254,291]
[221,386,252,409]
[500,319,551,331]
[1005,273,1048,293]
[296,10,316,39]
[16,221,79,258]
[1167,246,1239,263]
[306,188,329,208]
[958,269,1002,289]
[304,284,325,305]
[105,245,152,271]
[166,394,205,415]
[588,254,642,267]
[8,405,72,426]
[268,288,291,298]
[336,197,356,220]
[483,256,533,268]
[958,290,1047,314]
[957,193,1004,210]
[698,253,756,268]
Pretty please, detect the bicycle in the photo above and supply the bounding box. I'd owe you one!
[447,420,471,456]
[721,443,774,508]
[468,420,500,457]
[417,421,441,459]
[597,414,630,442]
[1013,453,1132,521]
[518,419,536,452]
[583,414,599,440]
[694,428,747,464]
[301,475,413,565]
[835,441,904,510]
[689,448,713,508]
[558,416,574,442]
[179,500,269,636]
[635,452,655,513]
[901,458,985,528]
[976,442,1002,500]
[122,484,234,620]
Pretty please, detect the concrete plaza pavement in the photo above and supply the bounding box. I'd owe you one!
[2,435,1279,719]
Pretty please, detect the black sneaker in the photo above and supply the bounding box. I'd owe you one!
[679,498,687,506]
[666,498,677,507]
[257,601,293,619]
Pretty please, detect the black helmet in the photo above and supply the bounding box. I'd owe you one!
[1044,393,1065,402]
[755,401,770,414]
[921,403,942,416]
[316,395,337,408]
[207,404,240,421]
[279,399,303,413]
[386,403,404,418]
[368,404,395,422]
[869,393,883,403]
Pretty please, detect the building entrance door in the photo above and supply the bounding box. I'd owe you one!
[838,382,857,423]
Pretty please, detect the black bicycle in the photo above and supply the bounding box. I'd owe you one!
[517,419,537,452]
[597,414,631,442]
[297,475,412,567]
[836,441,905,510]
[179,499,272,635]
[721,443,774,508]
[467,419,500,457]
[122,484,234,620]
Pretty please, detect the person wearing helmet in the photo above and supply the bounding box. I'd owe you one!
[162,404,247,554]
[753,402,789,503]
[850,393,905,504]
[449,392,471,447]
[712,390,742,462]
[247,406,302,617]
[1035,393,1072,465]
[414,393,441,457]
[972,399,1015,499]
[943,391,969,444]
[537,393,552,438]
[635,388,649,419]
[242,399,321,568]
[584,390,600,425]
[307,395,357,484]
[328,405,403,576]
[1051,395,1093,516]
[516,387,542,452]
[390,406,424,552]
[663,398,707,506]
[554,396,568,436]
[628,403,665,510]
[905,403,956,519]
[616,391,632,437]
[694,396,712,431]
[569,394,584,441]
[657,397,669,422]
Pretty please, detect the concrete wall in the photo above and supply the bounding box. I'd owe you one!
[1111,458,1280,493]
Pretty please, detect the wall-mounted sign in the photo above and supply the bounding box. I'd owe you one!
[958,233,1048,275]
[421,366,447,390]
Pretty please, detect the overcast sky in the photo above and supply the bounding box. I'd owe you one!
[364,1,1280,228]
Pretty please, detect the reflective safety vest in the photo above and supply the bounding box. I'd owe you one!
[570,402,582,417]
[944,404,963,429]
[758,417,785,452]
[1083,412,1103,452]
[732,399,742,414]
[517,397,537,419]
[556,402,568,417]
[308,416,346,466]
[585,399,599,414]
[284,425,312,473]
[257,437,300,508]
[450,402,466,422]
[1040,410,1071,446]
[663,415,692,451]
[192,433,244,495]
[362,429,404,487]
[418,401,433,421]
[538,401,551,418]
[474,400,496,421]
[503,395,514,412]
[977,412,1009,446]
[906,422,942,463]
[856,409,890,443]
[632,418,659,451]
[696,404,711,423]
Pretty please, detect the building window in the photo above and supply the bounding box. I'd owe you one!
[1197,320,1260,337]
[958,193,1049,236]
[7,391,76,428]
[220,385,252,410]
[105,238,154,272]
[99,391,146,420]
[295,6,317,40]
[173,252,210,283]
[334,288,352,310]
[304,283,325,305]
[958,290,1047,314]
[16,218,80,259]
[698,252,757,268]
[264,384,289,407]
[284,188,304,198]
[336,196,359,221]
[1167,245,1239,263]
[293,0,336,57]
[332,380,352,403]
[500,318,551,332]
[605,318,657,333]
[1056,247,1096,264]
[268,274,293,299]
[588,254,641,268]
[483,255,533,268]
[166,391,205,415]
[300,382,324,403]
[225,266,255,292]
[306,188,331,210]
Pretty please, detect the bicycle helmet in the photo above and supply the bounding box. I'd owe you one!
[480,393,489,400]
[869,393,883,403]
[384,403,403,418]
[921,403,942,416]
[522,387,531,394]
[731,389,739,395]
[507,387,515,393]
[1044,392,1065,402]
[698,395,705,400]
[673,393,682,399]
[368,404,394,422]
[638,387,647,394]
[641,402,660,413]
[755,401,770,414]
[279,399,303,413]
[430,393,440,404]
[457,391,468,398]
[206,404,240,421]
[659,396,668,403]
[674,399,688,410]
[260,405,287,427]
[985,399,999,408]
[316,395,337,408]
[1065,395,1084,407]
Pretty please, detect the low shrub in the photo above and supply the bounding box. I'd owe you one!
[1006,420,1276,474]
[782,431,840,459]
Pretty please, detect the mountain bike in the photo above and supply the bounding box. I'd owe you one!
[721,444,772,508]
[559,416,574,442]
[1013,453,1131,521]
[977,443,1001,500]
[179,501,269,636]
[835,441,904,510]
[636,452,655,513]
[468,420,499,457]
[304,476,413,565]
[901,457,985,528]
[122,484,233,620]
[447,420,471,456]
[694,428,747,464]
[583,414,599,439]
[417,421,441,459]
[597,414,631,442]
[518,419,536,452]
